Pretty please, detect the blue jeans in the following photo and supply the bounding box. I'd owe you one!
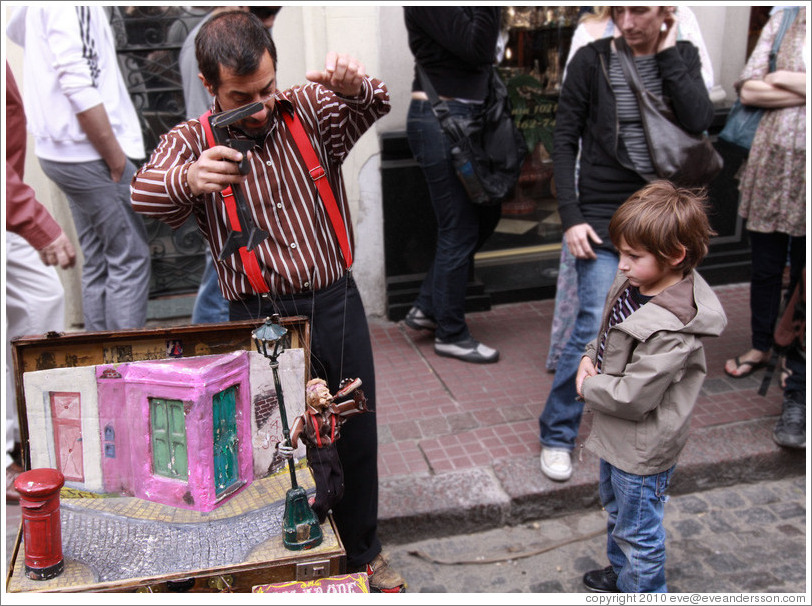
[539,248,618,449]
[600,460,674,593]
[406,99,502,343]
[192,252,230,324]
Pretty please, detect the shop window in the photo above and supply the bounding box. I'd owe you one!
[474,7,580,294]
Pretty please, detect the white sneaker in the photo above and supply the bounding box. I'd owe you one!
[540,447,572,481]
[434,337,499,364]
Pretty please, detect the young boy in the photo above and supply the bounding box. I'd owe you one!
[576,181,728,593]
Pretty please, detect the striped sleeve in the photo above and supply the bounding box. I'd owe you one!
[293,76,391,165]
[130,121,203,229]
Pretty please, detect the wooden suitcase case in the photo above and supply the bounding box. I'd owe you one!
[6,318,347,593]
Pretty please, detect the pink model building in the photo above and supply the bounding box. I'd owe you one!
[94,351,254,511]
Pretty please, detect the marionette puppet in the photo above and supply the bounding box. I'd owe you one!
[278,377,369,523]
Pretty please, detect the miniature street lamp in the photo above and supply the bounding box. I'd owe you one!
[252,315,323,551]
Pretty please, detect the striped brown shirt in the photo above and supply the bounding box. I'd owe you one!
[131,77,390,299]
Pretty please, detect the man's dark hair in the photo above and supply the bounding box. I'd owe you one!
[196,10,278,91]
[250,6,282,21]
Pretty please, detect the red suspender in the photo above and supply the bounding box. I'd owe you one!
[307,412,336,448]
[282,111,353,270]
[199,111,270,293]
[197,108,352,296]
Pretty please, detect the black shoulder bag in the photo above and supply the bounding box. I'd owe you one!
[417,64,527,206]
[614,37,723,188]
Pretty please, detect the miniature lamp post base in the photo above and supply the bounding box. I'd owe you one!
[283,485,324,550]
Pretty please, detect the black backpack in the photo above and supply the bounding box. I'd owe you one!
[419,65,528,206]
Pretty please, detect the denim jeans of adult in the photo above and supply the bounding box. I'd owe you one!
[599,459,674,593]
[406,98,502,343]
[539,248,618,450]
[748,230,806,352]
[39,158,151,331]
[192,250,230,324]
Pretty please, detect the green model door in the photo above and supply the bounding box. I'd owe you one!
[213,386,239,496]
[150,398,188,481]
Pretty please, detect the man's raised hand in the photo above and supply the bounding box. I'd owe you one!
[306,51,365,97]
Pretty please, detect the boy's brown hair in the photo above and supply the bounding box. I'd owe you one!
[609,180,716,274]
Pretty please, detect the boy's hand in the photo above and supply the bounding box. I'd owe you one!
[576,356,597,399]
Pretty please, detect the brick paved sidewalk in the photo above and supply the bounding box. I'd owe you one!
[371,282,805,543]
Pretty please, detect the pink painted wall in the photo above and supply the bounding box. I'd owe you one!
[96,367,132,494]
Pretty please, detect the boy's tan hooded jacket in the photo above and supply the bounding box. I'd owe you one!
[583,270,728,475]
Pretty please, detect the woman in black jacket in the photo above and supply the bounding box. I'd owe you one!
[539,6,716,593]
[539,6,713,481]
[402,6,502,364]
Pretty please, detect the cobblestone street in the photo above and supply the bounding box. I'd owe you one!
[385,476,807,593]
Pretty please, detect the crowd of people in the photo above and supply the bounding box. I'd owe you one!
[5,5,805,595]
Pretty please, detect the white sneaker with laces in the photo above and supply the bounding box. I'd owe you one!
[540,447,572,481]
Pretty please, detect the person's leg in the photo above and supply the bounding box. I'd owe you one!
[609,464,674,593]
[726,230,789,376]
[405,99,484,344]
[583,459,622,592]
[787,235,805,297]
[39,159,107,330]
[230,277,384,571]
[39,159,151,330]
[540,249,618,450]
[773,346,806,448]
[192,251,230,324]
[5,233,65,496]
[749,230,790,351]
[598,460,626,573]
[316,278,381,569]
[406,100,439,322]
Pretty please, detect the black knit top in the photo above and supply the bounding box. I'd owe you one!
[404,6,500,101]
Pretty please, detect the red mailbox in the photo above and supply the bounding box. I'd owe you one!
[14,468,65,580]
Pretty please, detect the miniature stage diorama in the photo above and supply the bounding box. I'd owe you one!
[8,318,350,592]
[281,377,369,524]
[23,348,301,511]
